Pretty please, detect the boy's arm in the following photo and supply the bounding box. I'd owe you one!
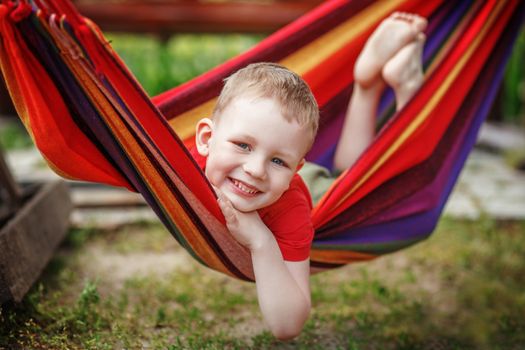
[333,83,384,172]
[251,237,311,340]
[216,189,311,340]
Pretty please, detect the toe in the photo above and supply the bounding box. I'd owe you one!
[413,16,428,32]
[391,11,402,20]
[394,12,428,32]
[401,12,412,21]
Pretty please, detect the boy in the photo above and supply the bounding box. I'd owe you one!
[193,12,427,340]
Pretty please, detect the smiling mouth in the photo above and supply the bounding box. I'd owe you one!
[228,178,261,196]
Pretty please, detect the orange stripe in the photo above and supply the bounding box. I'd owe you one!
[310,248,376,264]
[165,0,405,140]
[44,17,236,277]
[330,0,507,213]
[280,0,405,74]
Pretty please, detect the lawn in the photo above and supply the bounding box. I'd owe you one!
[1,217,524,349]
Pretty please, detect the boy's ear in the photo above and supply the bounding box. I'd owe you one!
[195,118,214,157]
[295,158,305,172]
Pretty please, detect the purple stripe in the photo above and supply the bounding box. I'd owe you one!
[346,1,524,231]
[312,6,522,251]
[158,0,375,118]
[18,14,197,251]
[18,19,134,186]
[307,0,470,170]
[60,19,251,277]
[423,0,475,66]
[312,0,497,236]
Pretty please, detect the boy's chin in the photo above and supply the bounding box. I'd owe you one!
[225,194,268,213]
[221,186,280,212]
[229,199,262,213]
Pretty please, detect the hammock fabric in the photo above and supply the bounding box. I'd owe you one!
[0,0,523,281]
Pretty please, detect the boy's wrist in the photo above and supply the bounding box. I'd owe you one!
[354,81,384,97]
[248,228,274,254]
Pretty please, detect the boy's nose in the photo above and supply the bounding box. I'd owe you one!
[243,157,266,180]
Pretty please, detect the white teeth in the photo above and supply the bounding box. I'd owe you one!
[232,179,258,194]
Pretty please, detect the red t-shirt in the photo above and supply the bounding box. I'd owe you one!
[190,147,314,261]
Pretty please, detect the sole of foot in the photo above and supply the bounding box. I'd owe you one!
[382,32,426,109]
[354,12,427,88]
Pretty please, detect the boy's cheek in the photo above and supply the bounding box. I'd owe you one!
[205,162,228,189]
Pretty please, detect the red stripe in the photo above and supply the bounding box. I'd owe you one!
[153,0,374,119]
[74,22,222,218]
[313,0,516,227]
[0,6,128,188]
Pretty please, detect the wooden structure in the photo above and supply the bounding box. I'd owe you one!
[0,146,72,303]
[0,78,15,116]
[73,0,323,34]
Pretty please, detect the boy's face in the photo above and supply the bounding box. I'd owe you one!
[196,96,311,212]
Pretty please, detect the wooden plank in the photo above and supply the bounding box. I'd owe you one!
[0,147,22,203]
[0,78,15,115]
[71,186,146,208]
[0,180,72,303]
[0,145,22,224]
[74,0,323,34]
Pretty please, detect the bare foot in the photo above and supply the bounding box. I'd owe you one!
[382,32,426,110]
[354,12,427,89]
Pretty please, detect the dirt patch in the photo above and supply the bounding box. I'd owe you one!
[64,226,197,295]
[79,248,194,292]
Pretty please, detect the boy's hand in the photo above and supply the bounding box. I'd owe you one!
[214,187,271,251]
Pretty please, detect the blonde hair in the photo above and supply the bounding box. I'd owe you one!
[213,62,319,147]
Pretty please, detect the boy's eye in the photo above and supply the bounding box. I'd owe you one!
[235,142,250,150]
[271,158,286,167]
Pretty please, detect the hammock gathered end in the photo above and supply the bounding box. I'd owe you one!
[0,0,523,280]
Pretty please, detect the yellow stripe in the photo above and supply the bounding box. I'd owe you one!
[168,0,403,140]
[168,98,217,139]
[45,18,236,277]
[310,248,376,264]
[425,1,483,76]
[280,0,404,73]
[333,0,506,210]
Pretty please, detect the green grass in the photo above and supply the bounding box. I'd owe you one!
[1,218,524,349]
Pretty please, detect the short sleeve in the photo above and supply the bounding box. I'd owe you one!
[258,175,314,261]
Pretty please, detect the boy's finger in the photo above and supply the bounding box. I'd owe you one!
[214,187,234,206]
[218,195,233,212]
[217,198,238,223]
[212,187,239,221]
[215,188,233,209]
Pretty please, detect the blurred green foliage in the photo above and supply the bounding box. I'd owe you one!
[1,29,523,152]
[0,122,32,150]
[107,29,524,126]
[502,29,525,125]
[106,33,264,97]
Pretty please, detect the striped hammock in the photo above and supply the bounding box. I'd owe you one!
[0,0,523,281]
